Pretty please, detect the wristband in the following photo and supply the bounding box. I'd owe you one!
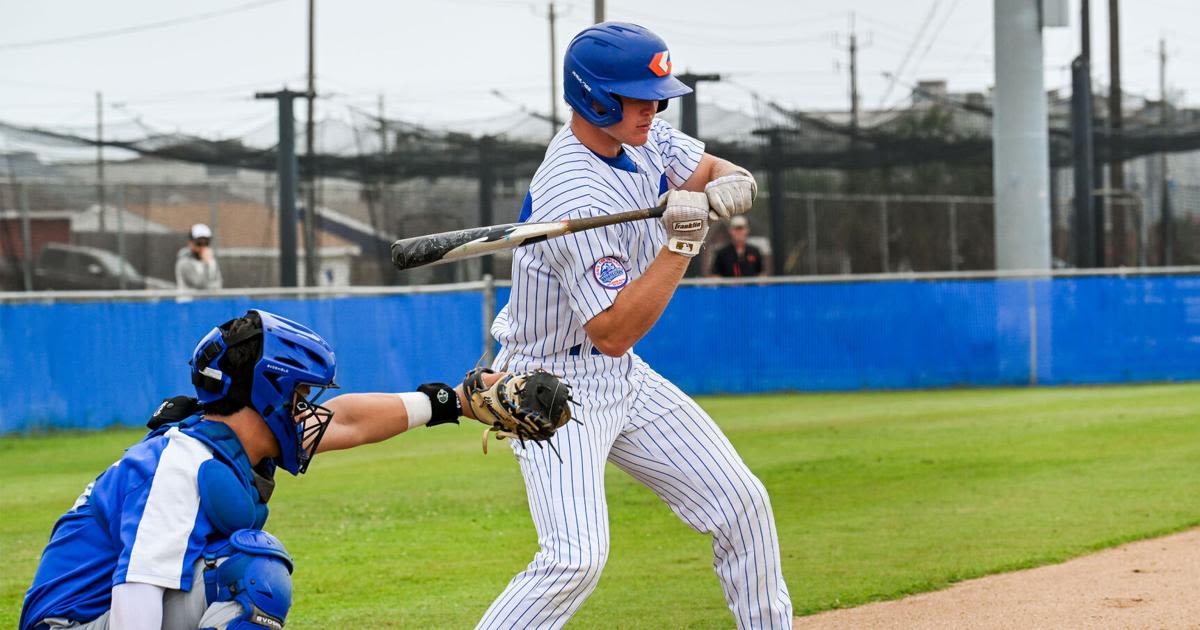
[417,382,463,427]
[397,392,432,430]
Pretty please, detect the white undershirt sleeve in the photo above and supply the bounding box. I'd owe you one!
[111,582,165,630]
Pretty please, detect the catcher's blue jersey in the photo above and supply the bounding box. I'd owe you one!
[21,426,223,629]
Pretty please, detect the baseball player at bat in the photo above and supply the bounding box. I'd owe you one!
[477,22,791,630]
[20,310,569,630]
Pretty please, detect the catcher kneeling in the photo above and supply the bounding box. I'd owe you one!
[20,309,570,630]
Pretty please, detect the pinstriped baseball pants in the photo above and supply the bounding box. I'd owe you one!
[477,350,792,629]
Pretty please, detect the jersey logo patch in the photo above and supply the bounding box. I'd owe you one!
[592,257,628,290]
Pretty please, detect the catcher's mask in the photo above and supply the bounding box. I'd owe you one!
[288,383,336,474]
[190,309,338,475]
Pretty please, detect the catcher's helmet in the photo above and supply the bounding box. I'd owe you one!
[563,22,692,128]
[190,310,337,475]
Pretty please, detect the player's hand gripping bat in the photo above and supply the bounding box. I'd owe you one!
[391,204,666,270]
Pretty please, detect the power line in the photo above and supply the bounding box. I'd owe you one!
[603,4,846,32]
[907,0,966,81]
[0,76,89,92]
[855,13,982,52]
[0,0,292,52]
[691,33,836,48]
[876,0,942,108]
[435,0,547,8]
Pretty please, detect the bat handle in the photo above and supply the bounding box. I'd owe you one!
[563,204,667,233]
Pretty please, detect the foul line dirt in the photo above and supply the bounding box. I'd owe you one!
[794,528,1200,629]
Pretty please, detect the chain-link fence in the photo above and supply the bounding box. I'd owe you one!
[2,166,1198,290]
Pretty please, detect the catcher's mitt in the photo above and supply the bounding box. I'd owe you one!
[464,367,574,457]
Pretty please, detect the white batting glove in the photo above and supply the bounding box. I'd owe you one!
[661,190,710,258]
[704,168,757,221]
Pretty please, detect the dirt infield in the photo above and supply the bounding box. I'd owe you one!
[794,528,1200,629]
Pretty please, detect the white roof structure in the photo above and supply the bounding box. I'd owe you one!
[71,204,173,233]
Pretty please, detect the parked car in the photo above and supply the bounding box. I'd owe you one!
[31,243,174,291]
[0,257,25,291]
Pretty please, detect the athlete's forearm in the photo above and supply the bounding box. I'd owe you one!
[319,393,412,452]
[680,153,744,192]
[584,248,690,356]
[317,387,474,452]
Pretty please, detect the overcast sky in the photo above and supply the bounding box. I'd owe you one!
[0,0,1195,140]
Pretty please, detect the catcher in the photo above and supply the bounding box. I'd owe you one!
[21,309,570,630]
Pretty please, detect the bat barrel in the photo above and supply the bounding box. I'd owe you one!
[390,224,519,270]
[391,236,454,270]
[390,205,664,271]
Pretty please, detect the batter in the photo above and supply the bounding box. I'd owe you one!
[479,21,791,630]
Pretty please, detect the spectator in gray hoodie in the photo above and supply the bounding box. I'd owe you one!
[175,223,223,290]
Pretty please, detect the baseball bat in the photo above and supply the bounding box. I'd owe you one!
[391,204,666,270]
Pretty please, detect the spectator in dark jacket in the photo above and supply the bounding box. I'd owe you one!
[710,216,768,278]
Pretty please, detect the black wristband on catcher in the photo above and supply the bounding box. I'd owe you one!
[418,382,462,426]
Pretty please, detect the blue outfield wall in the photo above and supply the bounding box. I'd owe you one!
[0,293,484,433]
[3,275,1200,433]
[639,276,1200,392]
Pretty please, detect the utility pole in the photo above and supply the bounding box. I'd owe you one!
[849,12,860,137]
[1159,37,1172,265]
[1085,0,1103,266]
[548,1,560,140]
[1107,0,1125,265]
[378,94,388,154]
[255,89,305,287]
[302,0,319,287]
[593,0,604,23]
[1071,0,1097,267]
[677,73,720,139]
[95,91,106,234]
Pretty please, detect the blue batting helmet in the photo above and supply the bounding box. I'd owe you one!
[563,22,692,128]
[190,309,337,475]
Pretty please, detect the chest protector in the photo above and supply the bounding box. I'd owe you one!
[145,414,271,535]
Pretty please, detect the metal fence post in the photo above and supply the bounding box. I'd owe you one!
[1137,194,1148,267]
[116,184,127,290]
[1027,278,1038,385]
[879,197,890,273]
[766,131,786,275]
[482,274,496,366]
[18,183,33,291]
[264,182,275,212]
[948,200,959,272]
[478,137,496,278]
[806,195,817,274]
[208,183,220,251]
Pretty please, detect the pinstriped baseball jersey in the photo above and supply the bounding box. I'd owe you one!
[480,117,793,629]
[491,118,704,360]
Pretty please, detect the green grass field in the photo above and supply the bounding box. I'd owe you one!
[3,384,1199,629]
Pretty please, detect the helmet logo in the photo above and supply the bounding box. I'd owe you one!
[572,70,592,93]
[649,51,671,77]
